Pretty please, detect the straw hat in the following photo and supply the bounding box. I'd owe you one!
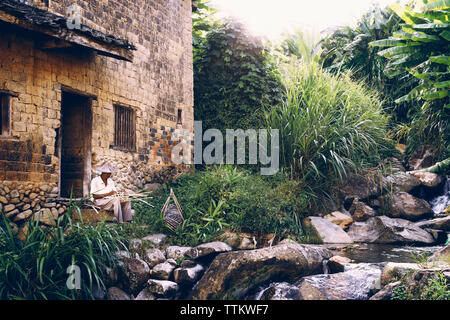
[93,161,116,174]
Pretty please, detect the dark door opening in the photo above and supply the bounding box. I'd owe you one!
[60,91,92,198]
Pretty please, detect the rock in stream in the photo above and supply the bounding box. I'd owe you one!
[189,243,333,300]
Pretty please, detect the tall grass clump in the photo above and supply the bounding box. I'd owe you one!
[265,60,393,193]
[0,201,126,300]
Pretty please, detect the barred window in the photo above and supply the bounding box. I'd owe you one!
[0,94,11,136]
[113,105,136,152]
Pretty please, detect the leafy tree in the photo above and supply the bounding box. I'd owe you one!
[321,4,418,125]
[371,0,450,160]
[278,30,322,65]
[192,0,217,55]
[194,19,283,132]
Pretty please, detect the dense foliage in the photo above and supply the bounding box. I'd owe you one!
[192,0,217,54]
[321,5,419,125]
[194,20,283,132]
[0,203,125,300]
[132,166,318,247]
[370,0,450,159]
[265,59,393,191]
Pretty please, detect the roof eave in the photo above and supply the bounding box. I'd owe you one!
[0,2,135,62]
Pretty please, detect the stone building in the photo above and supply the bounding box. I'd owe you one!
[0,0,194,226]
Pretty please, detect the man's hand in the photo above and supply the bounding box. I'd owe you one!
[93,190,117,200]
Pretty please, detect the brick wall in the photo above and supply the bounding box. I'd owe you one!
[0,0,194,226]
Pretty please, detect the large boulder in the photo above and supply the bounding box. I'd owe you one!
[146,279,179,298]
[186,241,232,260]
[190,243,333,300]
[339,173,382,203]
[327,255,353,273]
[324,211,353,230]
[416,216,450,232]
[383,192,433,221]
[174,264,205,286]
[349,199,377,222]
[382,172,421,193]
[295,263,384,300]
[144,248,166,268]
[347,216,435,245]
[410,171,443,188]
[107,287,131,300]
[165,246,192,261]
[408,145,437,171]
[122,256,151,295]
[303,217,353,244]
[150,261,176,280]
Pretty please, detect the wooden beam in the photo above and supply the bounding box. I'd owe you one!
[0,10,134,62]
[37,39,73,50]
[61,85,97,100]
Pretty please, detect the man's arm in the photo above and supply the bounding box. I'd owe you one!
[91,178,116,199]
[92,190,116,199]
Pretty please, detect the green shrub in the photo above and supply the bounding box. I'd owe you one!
[265,59,394,194]
[132,166,313,246]
[370,0,450,160]
[0,201,125,300]
[391,284,411,300]
[420,272,450,300]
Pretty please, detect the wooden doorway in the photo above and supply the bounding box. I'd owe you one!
[60,91,92,198]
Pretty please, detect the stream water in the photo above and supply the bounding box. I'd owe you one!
[250,177,450,300]
[322,243,442,263]
[251,244,443,300]
[429,176,450,214]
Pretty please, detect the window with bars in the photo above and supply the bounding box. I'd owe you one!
[113,105,136,152]
[0,94,11,137]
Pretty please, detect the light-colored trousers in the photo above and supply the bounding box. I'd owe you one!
[94,197,133,223]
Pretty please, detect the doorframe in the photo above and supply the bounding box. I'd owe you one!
[58,88,96,198]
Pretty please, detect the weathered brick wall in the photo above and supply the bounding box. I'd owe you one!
[0,0,194,226]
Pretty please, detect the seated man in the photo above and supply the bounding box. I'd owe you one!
[90,162,133,223]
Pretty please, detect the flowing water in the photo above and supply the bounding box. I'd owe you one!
[252,178,450,300]
[322,243,442,263]
[429,176,450,214]
[251,244,443,300]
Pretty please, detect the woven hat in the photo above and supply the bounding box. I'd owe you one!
[94,162,116,174]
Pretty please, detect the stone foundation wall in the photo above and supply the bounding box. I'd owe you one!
[0,181,64,226]
[0,0,194,227]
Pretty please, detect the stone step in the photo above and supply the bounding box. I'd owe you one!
[72,208,116,223]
